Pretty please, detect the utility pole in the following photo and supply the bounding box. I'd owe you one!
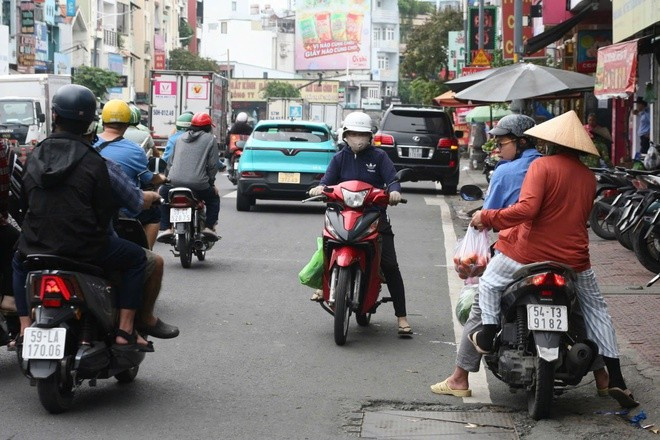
[478,0,484,51]
[514,0,523,62]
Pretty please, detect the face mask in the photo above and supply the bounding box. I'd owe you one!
[345,134,371,153]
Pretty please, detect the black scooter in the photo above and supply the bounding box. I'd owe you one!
[461,185,598,420]
[18,218,149,414]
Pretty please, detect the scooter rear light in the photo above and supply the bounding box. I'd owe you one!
[42,299,62,308]
[171,195,193,206]
[531,273,565,287]
[532,274,547,286]
[553,274,566,287]
[40,276,71,301]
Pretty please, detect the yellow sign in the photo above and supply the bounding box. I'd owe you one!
[472,49,491,67]
[612,0,660,43]
[230,79,340,103]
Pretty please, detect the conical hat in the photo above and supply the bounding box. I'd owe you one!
[523,110,600,156]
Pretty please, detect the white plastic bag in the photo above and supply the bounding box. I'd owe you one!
[644,144,660,170]
[453,227,491,280]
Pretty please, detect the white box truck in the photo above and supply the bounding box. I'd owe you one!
[267,98,306,121]
[0,74,71,147]
[309,102,342,132]
[149,70,229,148]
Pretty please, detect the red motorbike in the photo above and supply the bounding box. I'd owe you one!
[227,134,249,185]
[304,169,411,345]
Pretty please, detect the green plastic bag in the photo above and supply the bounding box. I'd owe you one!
[455,284,478,326]
[298,237,324,290]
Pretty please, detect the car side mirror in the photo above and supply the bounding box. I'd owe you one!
[454,130,464,139]
[371,125,378,134]
[459,184,484,201]
[394,168,414,183]
[38,113,46,124]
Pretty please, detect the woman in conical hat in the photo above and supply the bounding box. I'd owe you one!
[468,110,640,409]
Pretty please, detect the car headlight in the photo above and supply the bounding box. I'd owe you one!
[341,188,369,208]
[324,213,340,240]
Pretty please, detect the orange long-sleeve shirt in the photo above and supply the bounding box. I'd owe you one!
[480,153,596,272]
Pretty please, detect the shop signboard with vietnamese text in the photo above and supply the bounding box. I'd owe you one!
[230,79,339,103]
[448,31,465,79]
[34,22,48,73]
[594,41,638,99]
[467,6,496,64]
[0,25,8,75]
[295,0,371,71]
[502,0,544,59]
[154,52,166,70]
[576,30,611,74]
[612,0,660,42]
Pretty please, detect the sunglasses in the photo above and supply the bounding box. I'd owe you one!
[495,139,517,148]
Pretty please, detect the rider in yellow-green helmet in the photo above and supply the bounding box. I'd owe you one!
[124,103,156,157]
[163,112,194,162]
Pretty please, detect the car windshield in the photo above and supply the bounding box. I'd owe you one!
[253,125,329,143]
[382,111,450,135]
[0,101,35,125]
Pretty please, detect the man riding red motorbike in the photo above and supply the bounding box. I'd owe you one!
[309,112,411,338]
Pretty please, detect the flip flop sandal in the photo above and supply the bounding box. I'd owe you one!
[608,387,640,408]
[397,325,413,336]
[6,334,23,352]
[430,379,472,397]
[112,329,155,353]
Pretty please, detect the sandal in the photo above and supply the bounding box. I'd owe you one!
[430,379,472,397]
[608,387,640,408]
[7,334,23,352]
[112,329,155,353]
[397,325,413,336]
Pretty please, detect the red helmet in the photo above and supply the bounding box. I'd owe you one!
[190,112,215,127]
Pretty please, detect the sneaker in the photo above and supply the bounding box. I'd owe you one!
[310,289,324,302]
[156,230,174,244]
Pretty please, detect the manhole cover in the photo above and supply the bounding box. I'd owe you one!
[361,410,517,439]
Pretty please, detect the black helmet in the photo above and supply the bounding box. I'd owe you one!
[52,84,97,123]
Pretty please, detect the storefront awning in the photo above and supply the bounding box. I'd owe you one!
[524,5,594,55]
[594,39,639,99]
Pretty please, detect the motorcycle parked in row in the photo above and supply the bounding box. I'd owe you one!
[460,185,599,420]
[303,169,412,346]
[226,135,249,185]
[588,167,632,240]
[162,187,219,268]
[18,218,150,414]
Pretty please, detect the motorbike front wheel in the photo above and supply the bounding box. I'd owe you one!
[178,230,193,268]
[356,313,371,326]
[589,196,617,240]
[334,267,352,346]
[37,366,74,414]
[527,357,555,420]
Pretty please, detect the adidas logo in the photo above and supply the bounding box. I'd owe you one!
[366,163,376,172]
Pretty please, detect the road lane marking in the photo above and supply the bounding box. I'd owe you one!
[435,184,492,404]
[224,191,237,198]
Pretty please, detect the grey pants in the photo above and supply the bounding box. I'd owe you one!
[456,290,605,372]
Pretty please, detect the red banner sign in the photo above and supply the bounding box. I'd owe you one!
[502,0,545,59]
[594,40,638,99]
[461,66,490,77]
[154,51,166,70]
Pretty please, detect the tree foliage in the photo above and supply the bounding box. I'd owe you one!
[262,81,301,99]
[399,0,434,43]
[169,48,220,72]
[409,78,447,105]
[72,66,120,101]
[400,9,463,81]
[179,18,194,48]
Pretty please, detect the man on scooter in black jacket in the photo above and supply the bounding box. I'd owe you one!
[11,84,153,353]
[309,111,412,336]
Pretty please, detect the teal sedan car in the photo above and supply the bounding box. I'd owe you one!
[236,120,337,211]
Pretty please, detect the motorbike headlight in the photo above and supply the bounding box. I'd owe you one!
[341,188,369,208]
[324,213,340,240]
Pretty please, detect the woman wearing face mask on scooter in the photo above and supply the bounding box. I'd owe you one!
[309,112,412,336]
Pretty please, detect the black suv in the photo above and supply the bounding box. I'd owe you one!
[375,105,463,194]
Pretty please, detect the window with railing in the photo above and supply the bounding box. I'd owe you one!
[104,29,118,46]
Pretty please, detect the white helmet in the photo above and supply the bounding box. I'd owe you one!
[342,112,373,135]
[236,112,248,123]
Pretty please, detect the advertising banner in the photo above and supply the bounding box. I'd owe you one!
[20,1,35,34]
[66,0,76,17]
[447,31,465,80]
[34,22,48,72]
[502,0,545,59]
[295,0,371,71]
[467,6,496,64]
[17,34,36,73]
[154,52,166,70]
[576,30,611,74]
[594,41,638,99]
[230,79,339,103]
[107,52,123,95]
[612,0,660,43]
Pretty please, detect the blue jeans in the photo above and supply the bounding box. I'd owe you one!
[159,185,220,230]
[13,235,146,316]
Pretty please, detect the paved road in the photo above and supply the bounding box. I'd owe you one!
[0,173,654,439]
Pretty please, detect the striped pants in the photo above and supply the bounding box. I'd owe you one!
[479,253,619,358]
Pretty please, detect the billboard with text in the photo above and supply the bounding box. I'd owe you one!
[295,0,371,71]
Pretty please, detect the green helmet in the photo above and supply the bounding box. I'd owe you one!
[176,112,194,130]
[128,105,142,126]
